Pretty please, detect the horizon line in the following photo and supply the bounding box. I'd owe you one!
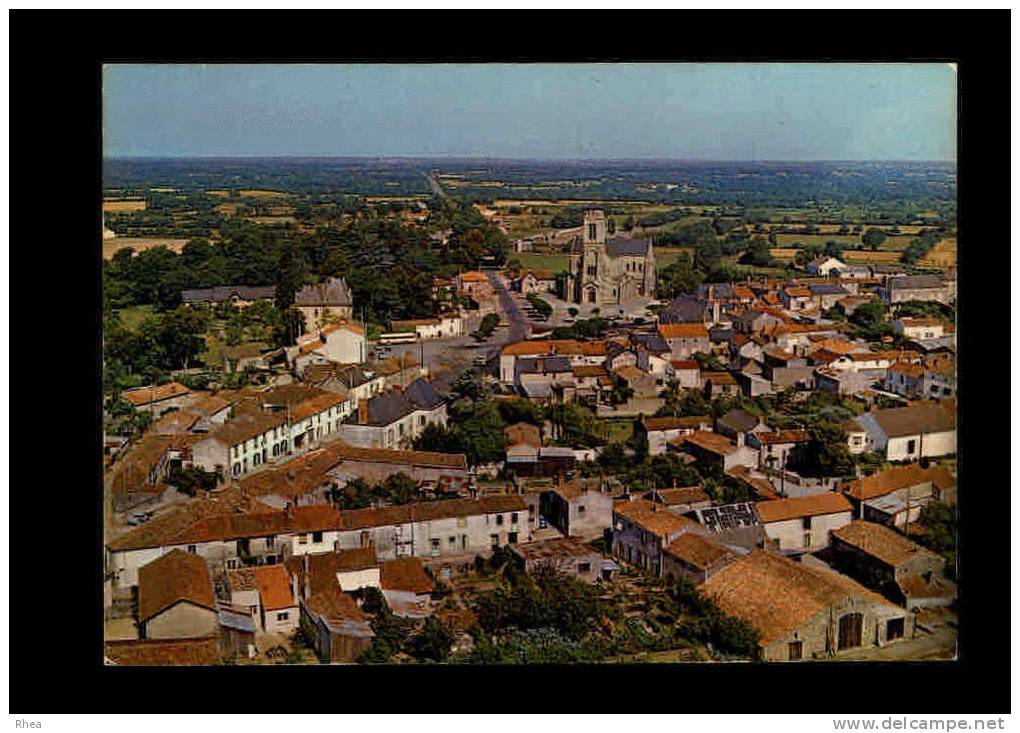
[103,154,957,164]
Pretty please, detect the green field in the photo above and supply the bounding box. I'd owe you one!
[655,247,696,270]
[115,305,156,332]
[515,252,570,273]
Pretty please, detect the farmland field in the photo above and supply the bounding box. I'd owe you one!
[842,250,904,263]
[655,247,696,269]
[918,238,957,268]
[103,199,147,212]
[103,237,189,259]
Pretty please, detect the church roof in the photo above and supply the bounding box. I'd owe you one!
[605,237,652,257]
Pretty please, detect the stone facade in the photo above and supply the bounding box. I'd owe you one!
[565,209,656,306]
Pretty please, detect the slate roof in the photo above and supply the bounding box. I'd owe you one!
[631,332,671,353]
[359,391,417,426]
[517,356,573,374]
[605,236,651,257]
[181,285,276,303]
[403,378,446,409]
[658,295,710,324]
[717,408,760,434]
[809,283,849,296]
[888,274,944,290]
[294,277,353,306]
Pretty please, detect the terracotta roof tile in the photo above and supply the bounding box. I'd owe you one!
[703,551,897,645]
[255,564,296,611]
[122,382,191,407]
[658,323,709,339]
[755,493,852,524]
[105,637,220,666]
[664,533,736,570]
[843,463,942,502]
[137,549,216,623]
[614,498,698,538]
[831,520,942,568]
[380,557,434,594]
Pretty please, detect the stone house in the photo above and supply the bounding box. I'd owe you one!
[672,430,757,473]
[137,549,219,640]
[661,533,738,585]
[120,382,192,414]
[747,428,812,471]
[877,274,953,306]
[337,379,447,451]
[255,564,299,635]
[292,321,366,367]
[756,493,854,552]
[841,463,956,529]
[499,339,608,384]
[646,487,713,515]
[611,497,707,577]
[511,536,605,584]
[704,550,913,661]
[540,480,615,539]
[640,415,713,456]
[658,322,711,360]
[294,276,354,331]
[830,521,955,610]
[668,359,701,388]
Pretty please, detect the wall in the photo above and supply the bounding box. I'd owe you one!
[191,437,229,475]
[144,601,219,640]
[762,511,852,551]
[886,430,956,462]
[262,605,299,635]
[337,567,381,592]
[759,595,913,662]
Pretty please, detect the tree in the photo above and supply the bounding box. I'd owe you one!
[862,227,887,250]
[848,298,892,342]
[739,236,773,267]
[800,421,856,478]
[407,615,454,663]
[694,238,723,274]
[657,252,701,300]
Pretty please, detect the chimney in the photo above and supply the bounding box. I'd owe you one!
[284,501,293,519]
[358,398,369,424]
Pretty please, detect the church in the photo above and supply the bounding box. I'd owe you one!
[565,209,656,306]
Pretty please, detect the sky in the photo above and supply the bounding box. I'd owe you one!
[103,63,957,161]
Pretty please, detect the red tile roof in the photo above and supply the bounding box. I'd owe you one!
[755,493,853,524]
[255,564,296,611]
[137,549,216,623]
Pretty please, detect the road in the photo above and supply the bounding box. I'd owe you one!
[486,269,530,344]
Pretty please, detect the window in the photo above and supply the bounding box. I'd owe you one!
[449,537,457,546]
[490,533,500,548]
[508,532,518,544]
[578,505,586,514]
[577,562,591,573]
[496,514,504,526]
[298,534,308,545]
[586,265,597,277]
[906,439,917,454]
[511,513,518,524]
[788,641,803,661]
[233,463,242,476]
[312,531,323,543]
[226,559,238,570]
[588,223,597,240]
[277,612,289,622]
[431,539,440,548]
[802,516,812,530]
[187,545,197,554]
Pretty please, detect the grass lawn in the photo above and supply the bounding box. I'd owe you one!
[515,252,570,273]
[601,418,635,444]
[115,304,156,332]
[655,247,696,271]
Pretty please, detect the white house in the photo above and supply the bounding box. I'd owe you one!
[852,402,956,462]
[805,256,846,277]
[756,493,854,552]
[893,318,946,340]
[293,322,366,366]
